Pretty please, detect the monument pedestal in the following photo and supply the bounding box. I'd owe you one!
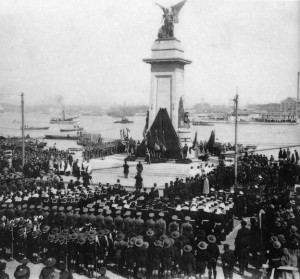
[143,39,191,133]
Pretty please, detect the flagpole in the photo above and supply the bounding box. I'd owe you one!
[21,93,25,169]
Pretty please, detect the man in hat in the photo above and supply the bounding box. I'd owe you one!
[155,212,166,234]
[39,257,56,279]
[14,257,30,279]
[151,239,163,279]
[207,235,219,279]
[0,262,9,279]
[114,232,126,275]
[168,215,180,233]
[133,212,144,235]
[145,213,155,231]
[96,267,110,279]
[123,160,129,178]
[135,239,148,279]
[221,244,235,279]
[162,238,173,279]
[195,241,209,277]
[234,220,250,275]
[181,244,195,276]
[3,222,13,261]
[124,211,134,235]
[124,238,135,279]
[114,210,124,231]
[14,227,27,261]
[181,216,193,240]
[136,162,143,174]
[86,234,97,278]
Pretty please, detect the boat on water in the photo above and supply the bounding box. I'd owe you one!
[21,125,50,130]
[192,120,214,126]
[114,117,133,124]
[50,110,79,124]
[113,102,134,124]
[45,134,80,140]
[60,125,84,132]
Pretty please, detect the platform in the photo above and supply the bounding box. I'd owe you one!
[65,154,219,191]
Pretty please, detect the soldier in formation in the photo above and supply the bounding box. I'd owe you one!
[0,176,238,279]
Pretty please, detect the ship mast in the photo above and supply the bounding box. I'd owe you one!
[233,90,239,190]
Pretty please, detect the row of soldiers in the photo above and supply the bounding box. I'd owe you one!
[0,184,236,278]
[82,144,118,161]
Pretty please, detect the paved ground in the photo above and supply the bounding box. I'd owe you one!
[62,154,219,193]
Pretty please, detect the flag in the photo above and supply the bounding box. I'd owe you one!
[192,131,198,149]
[161,131,167,152]
[147,131,155,149]
[154,130,160,151]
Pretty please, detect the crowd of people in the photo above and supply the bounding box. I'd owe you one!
[82,143,119,161]
[1,137,300,278]
[0,139,122,178]
[0,172,238,279]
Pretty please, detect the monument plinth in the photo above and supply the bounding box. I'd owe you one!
[143,38,191,132]
[138,0,195,160]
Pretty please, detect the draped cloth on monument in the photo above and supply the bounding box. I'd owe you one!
[137,108,182,159]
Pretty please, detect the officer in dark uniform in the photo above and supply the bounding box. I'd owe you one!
[114,210,124,232]
[14,227,26,261]
[86,234,97,278]
[124,211,134,235]
[213,209,225,245]
[168,215,180,233]
[133,212,144,235]
[145,213,155,231]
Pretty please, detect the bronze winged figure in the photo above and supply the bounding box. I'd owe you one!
[155,0,187,39]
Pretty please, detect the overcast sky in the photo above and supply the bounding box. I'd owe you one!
[0,0,299,108]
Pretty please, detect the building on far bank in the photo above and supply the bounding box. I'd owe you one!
[256,103,281,112]
[280,97,300,117]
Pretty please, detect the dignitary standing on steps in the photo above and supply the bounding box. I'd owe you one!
[135,172,143,192]
[123,160,129,178]
[136,161,143,174]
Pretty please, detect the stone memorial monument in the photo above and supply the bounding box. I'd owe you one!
[143,0,192,144]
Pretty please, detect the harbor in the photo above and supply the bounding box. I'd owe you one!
[0,0,300,279]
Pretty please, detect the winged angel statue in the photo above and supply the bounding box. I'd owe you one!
[156,0,187,39]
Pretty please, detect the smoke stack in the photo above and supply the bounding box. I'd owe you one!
[298,72,300,100]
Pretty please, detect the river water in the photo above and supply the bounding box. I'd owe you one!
[0,111,299,158]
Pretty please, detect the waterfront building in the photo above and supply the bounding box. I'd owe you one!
[280,97,300,117]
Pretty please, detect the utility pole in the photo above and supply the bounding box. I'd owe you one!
[297,72,300,100]
[233,91,239,189]
[21,93,25,169]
